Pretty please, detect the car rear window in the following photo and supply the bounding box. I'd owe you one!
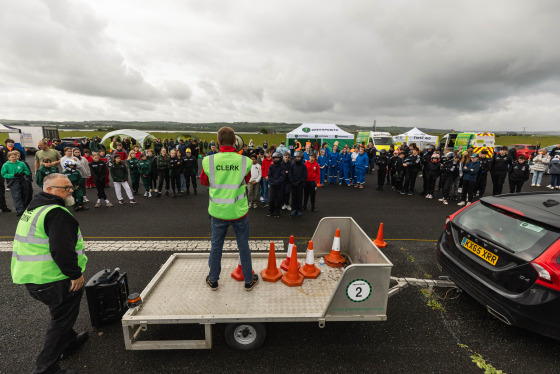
[455,203,556,254]
[527,146,537,150]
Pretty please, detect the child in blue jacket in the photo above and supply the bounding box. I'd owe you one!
[339,147,352,186]
[317,149,328,186]
[458,154,481,206]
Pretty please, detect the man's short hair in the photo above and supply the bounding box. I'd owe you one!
[217,127,235,146]
[501,146,508,151]
[5,138,14,144]
[518,155,526,160]
[42,157,52,163]
[310,152,316,158]
[115,154,122,159]
[284,152,290,157]
[43,173,69,190]
[7,151,19,158]
[64,146,72,152]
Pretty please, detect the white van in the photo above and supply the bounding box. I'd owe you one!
[356,131,395,151]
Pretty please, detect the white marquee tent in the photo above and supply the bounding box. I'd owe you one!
[100,129,156,150]
[286,124,355,150]
[393,127,438,149]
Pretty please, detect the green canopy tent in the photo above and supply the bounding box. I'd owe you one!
[286,124,355,152]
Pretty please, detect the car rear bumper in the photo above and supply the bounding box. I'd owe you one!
[437,234,560,340]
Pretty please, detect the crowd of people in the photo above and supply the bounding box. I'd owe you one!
[1,135,560,216]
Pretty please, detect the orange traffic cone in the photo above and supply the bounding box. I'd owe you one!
[231,257,254,281]
[373,223,387,248]
[281,245,304,287]
[281,235,300,271]
[261,241,282,282]
[325,228,346,268]
[299,240,321,279]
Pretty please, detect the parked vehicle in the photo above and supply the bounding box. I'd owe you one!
[437,192,560,340]
[4,125,59,156]
[438,132,495,156]
[356,131,395,151]
[510,144,538,160]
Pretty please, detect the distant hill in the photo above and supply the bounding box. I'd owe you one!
[1,119,558,136]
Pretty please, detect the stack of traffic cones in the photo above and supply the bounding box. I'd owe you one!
[281,245,304,287]
[325,228,346,268]
[261,241,282,282]
[299,240,321,279]
[373,223,387,248]
[281,235,300,271]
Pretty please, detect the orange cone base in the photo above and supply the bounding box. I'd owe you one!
[374,239,387,248]
[325,253,346,268]
[261,268,282,282]
[281,271,304,287]
[299,264,321,279]
[231,266,255,281]
[280,258,301,272]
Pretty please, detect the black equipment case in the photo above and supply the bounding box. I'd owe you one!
[85,268,129,327]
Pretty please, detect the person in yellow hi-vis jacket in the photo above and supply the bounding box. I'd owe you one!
[11,173,88,374]
[200,127,259,292]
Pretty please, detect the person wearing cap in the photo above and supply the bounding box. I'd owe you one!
[508,155,530,193]
[458,153,481,206]
[200,127,258,291]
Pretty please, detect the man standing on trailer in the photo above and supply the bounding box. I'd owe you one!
[11,173,88,374]
[200,127,259,291]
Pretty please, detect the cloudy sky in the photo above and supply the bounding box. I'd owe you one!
[1,0,559,131]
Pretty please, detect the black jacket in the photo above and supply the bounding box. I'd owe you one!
[89,160,108,181]
[403,154,422,172]
[490,154,511,173]
[27,192,83,280]
[509,161,530,182]
[440,160,456,176]
[268,162,285,187]
[289,161,308,185]
[183,155,197,175]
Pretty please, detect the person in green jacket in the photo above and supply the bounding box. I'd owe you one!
[90,136,101,153]
[155,148,170,197]
[110,155,137,205]
[138,153,152,197]
[126,152,140,195]
[62,159,87,211]
[36,157,58,188]
[0,151,31,216]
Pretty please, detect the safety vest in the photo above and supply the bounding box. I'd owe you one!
[11,204,87,284]
[202,152,251,220]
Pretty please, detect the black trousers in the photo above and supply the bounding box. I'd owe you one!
[268,185,283,215]
[291,183,304,212]
[441,175,453,199]
[509,179,525,193]
[185,172,197,192]
[303,181,317,209]
[157,170,170,191]
[426,172,439,195]
[476,172,488,197]
[0,175,7,209]
[170,171,181,192]
[491,172,507,196]
[462,180,477,202]
[404,170,419,193]
[377,168,386,186]
[26,279,83,374]
[94,179,107,200]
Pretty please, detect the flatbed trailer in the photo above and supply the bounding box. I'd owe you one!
[122,217,455,350]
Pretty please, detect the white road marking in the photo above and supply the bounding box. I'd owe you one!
[0,240,284,252]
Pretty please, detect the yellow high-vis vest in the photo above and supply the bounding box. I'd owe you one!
[202,152,251,220]
[11,204,87,284]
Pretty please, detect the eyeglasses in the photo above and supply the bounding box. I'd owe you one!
[51,186,74,191]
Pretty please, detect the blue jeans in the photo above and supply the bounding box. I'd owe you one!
[7,178,26,214]
[180,174,186,191]
[551,174,560,187]
[208,215,253,284]
[531,171,544,185]
[260,179,269,202]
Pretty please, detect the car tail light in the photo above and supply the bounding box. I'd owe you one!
[444,201,479,230]
[531,239,560,292]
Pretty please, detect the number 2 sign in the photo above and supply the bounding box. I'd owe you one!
[346,279,372,302]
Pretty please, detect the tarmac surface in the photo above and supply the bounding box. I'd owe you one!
[1,160,559,373]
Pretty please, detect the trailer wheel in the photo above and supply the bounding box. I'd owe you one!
[224,323,266,351]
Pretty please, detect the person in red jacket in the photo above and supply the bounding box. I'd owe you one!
[260,150,273,206]
[303,153,320,212]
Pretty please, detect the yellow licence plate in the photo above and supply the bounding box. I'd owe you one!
[461,237,499,266]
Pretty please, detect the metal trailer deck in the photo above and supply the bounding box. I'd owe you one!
[122,217,455,350]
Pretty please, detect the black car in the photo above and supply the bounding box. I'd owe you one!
[437,192,560,340]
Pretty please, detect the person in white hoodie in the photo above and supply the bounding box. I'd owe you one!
[531,148,550,187]
[247,153,262,208]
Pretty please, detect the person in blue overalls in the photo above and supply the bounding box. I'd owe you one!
[328,145,340,184]
[317,149,328,187]
[355,146,370,189]
[339,147,352,186]
[350,146,360,185]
